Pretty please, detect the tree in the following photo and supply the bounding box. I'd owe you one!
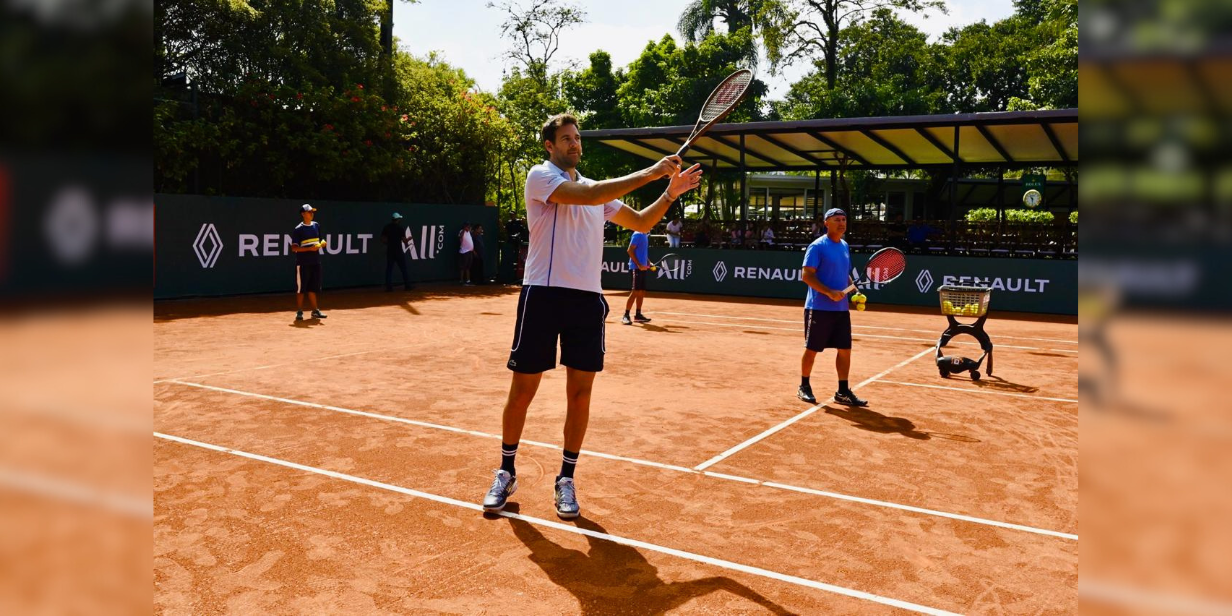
[762,0,946,87]
[778,8,946,120]
[676,0,774,67]
[1022,0,1076,109]
[942,16,1037,113]
[488,0,586,86]
[618,31,768,128]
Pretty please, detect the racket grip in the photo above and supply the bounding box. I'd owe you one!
[842,284,857,294]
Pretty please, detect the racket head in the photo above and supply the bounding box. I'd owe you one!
[864,247,906,284]
[677,69,754,156]
[700,69,754,123]
[652,252,686,274]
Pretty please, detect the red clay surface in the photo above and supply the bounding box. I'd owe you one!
[155,285,1077,614]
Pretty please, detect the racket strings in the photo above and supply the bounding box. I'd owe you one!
[700,72,753,122]
[866,252,906,283]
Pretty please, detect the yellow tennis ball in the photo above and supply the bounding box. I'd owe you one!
[856,303,866,311]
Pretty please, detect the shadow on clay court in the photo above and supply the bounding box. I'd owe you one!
[968,375,1039,394]
[824,406,931,440]
[288,318,325,328]
[154,283,522,322]
[498,505,798,615]
[637,323,686,334]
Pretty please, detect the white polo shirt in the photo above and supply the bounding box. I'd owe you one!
[522,160,624,293]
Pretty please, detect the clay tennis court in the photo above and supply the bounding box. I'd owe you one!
[154,285,1077,614]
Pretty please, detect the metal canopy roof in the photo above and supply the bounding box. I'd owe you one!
[581,109,1078,171]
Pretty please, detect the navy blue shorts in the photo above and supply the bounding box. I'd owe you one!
[508,286,610,373]
[296,263,322,294]
[631,268,648,291]
[804,308,852,351]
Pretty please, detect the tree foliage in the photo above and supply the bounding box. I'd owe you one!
[966,207,1056,224]
[155,0,514,203]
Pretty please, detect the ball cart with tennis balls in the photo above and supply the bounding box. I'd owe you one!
[935,285,994,380]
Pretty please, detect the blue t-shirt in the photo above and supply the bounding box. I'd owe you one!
[628,232,649,269]
[291,221,323,265]
[803,235,850,311]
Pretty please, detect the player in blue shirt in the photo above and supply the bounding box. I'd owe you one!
[622,231,652,325]
[290,203,328,321]
[799,208,867,406]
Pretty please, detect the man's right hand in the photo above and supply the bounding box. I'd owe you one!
[649,156,683,179]
[826,289,848,302]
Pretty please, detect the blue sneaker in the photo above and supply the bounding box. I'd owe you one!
[482,470,517,512]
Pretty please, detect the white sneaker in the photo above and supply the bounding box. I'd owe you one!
[482,470,517,512]
[554,477,580,519]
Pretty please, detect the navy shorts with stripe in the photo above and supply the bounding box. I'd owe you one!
[508,285,610,373]
[296,263,323,294]
[630,268,648,291]
[804,308,852,351]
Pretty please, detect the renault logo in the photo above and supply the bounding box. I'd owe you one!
[915,269,934,293]
[712,261,728,282]
[193,223,224,268]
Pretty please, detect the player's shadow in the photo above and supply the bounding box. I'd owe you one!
[503,508,797,615]
[288,318,325,328]
[824,406,930,440]
[638,323,685,334]
[969,375,1038,394]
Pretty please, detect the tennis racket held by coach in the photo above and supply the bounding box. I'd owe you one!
[843,247,907,294]
[646,253,686,272]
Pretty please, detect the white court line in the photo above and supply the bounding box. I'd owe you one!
[693,347,936,471]
[655,311,1079,344]
[154,431,960,616]
[762,481,1077,541]
[159,379,1075,540]
[872,380,1079,404]
[1079,581,1232,616]
[0,468,152,519]
[163,380,697,475]
[154,345,421,384]
[700,468,1076,540]
[655,318,1078,354]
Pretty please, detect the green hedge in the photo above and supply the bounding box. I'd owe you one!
[965,208,1056,224]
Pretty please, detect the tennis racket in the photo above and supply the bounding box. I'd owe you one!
[675,69,755,158]
[844,247,907,294]
[646,252,686,273]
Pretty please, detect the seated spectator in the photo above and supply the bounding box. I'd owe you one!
[907,219,939,251]
[729,227,742,248]
[743,224,757,249]
[760,225,776,249]
[694,226,710,248]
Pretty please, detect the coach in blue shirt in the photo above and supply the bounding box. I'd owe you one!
[798,208,867,407]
